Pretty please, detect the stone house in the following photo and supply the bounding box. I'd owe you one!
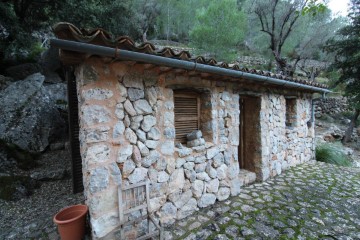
[52,23,329,239]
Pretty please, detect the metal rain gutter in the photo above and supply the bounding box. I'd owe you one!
[50,38,331,93]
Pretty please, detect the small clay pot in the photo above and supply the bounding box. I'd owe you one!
[53,204,88,240]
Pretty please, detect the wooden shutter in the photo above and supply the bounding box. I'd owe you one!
[66,68,84,193]
[174,91,200,144]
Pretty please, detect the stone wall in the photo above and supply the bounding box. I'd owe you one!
[315,97,348,117]
[259,95,315,180]
[75,57,315,239]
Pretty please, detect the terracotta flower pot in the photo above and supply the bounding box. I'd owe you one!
[53,204,88,240]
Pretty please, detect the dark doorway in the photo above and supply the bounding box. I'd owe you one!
[239,96,261,173]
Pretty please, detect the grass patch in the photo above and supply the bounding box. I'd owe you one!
[315,143,353,167]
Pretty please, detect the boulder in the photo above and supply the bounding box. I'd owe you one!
[0,75,15,91]
[5,63,42,80]
[39,47,61,73]
[0,73,66,153]
[44,83,67,109]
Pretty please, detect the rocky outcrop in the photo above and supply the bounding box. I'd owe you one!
[0,73,66,153]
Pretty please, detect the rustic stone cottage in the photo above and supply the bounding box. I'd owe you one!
[52,23,329,239]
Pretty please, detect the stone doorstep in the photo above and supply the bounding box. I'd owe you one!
[239,169,257,186]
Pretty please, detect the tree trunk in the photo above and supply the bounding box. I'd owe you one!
[342,109,360,143]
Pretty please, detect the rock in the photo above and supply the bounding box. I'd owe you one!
[117,145,133,163]
[142,150,160,167]
[148,127,161,140]
[123,74,144,89]
[187,138,205,148]
[125,128,137,144]
[115,103,125,120]
[128,167,148,184]
[0,75,14,91]
[134,99,153,115]
[230,178,241,196]
[0,176,39,201]
[127,88,144,101]
[44,83,67,107]
[130,115,143,130]
[207,147,220,160]
[184,162,195,170]
[206,179,219,193]
[158,171,170,183]
[213,153,224,167]
[198,193,216,208]
[217,164,228,180]
[177,198,198,219]
[141,115,157,132]
[43,71,63,84]
[176,158,186,168]
[5,63,41,80]
[123,100,137,116]
[192,180,204,199]
[160,141,174,155]
[169,190,192,208]
[132,146,142,166]
[113,122,125,138]
[163,127,175,139]
[187,130,203,141]
[160,202,177,226]
[145,140,158,149]
[137,141,150,157]
[0,73,65,152]
[82,105,111,125]
[145,87,158,106]
[195,163,207,173]
[89,167,109,193]
[177,147,192,157]
[206,164,217,178]
[168,169,185,194]
[216,187,230,201]
[30,169,66,181]
[40,47,61,73]
[122,159,136,178]
[136,129,147,142]
[196,172,211,181]
[184,169,196,182]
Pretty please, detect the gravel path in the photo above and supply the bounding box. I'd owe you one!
[0,150,84,240]
[165,161,360,240]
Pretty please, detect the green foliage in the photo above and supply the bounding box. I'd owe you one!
[190,0,246,61]
[324,0,360,111]
[315,143,353,167]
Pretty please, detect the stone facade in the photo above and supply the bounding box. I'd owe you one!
[75,58,315,239]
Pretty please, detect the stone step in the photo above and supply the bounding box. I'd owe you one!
[239,169,257,186]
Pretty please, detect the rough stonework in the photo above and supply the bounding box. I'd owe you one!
[75,58,315,239]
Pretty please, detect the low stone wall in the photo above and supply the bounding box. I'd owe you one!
[315,97,348,117]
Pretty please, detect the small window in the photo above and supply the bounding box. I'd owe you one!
[174,90,200,143]
[285,98,297,127]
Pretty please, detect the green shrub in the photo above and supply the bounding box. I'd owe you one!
[315,143,353,167]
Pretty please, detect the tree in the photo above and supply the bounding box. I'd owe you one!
[190,0,247,61]
[252,0,326,75]
[324,0,360,143]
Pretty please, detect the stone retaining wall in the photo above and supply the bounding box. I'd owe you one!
[75,57,315,239]
[315,97,348,117]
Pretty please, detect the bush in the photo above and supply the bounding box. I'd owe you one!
[315,143,353,167]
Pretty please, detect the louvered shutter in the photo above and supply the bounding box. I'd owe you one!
[174,91,200,144]
[66,68,84,193]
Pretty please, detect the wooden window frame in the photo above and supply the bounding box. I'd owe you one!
[174,90,201,144]
[285,98,297,128]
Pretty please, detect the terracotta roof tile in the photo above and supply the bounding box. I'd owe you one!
[53,22,328,90]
